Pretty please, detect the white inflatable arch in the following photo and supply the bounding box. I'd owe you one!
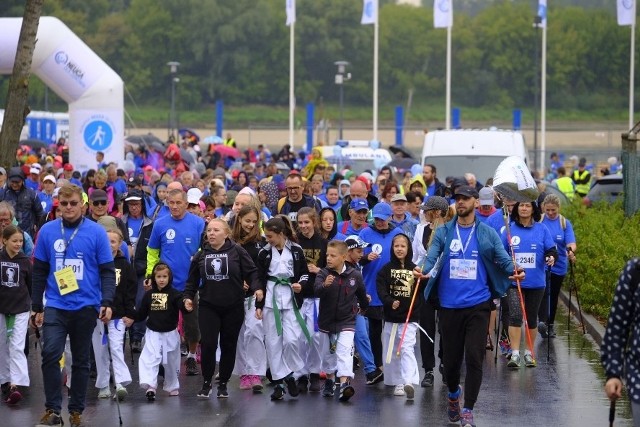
[0,16,124,170]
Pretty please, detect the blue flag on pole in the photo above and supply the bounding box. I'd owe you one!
[361,0,378,25]
[538,0,547,28]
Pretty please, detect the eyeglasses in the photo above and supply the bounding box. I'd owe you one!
[60,201,80,207]
[286,186,301,191]
[92,200,107,206]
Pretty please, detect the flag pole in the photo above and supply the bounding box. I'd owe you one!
[445,25,452,130]
[373,13,379,142]
[541,24,547,174]
[289,21,295,151]
[630,20,636,131]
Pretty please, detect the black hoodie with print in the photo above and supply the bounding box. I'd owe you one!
[297,232,327,299]
[112,252,137,319]
[0,248,31,314]
[135,283,186,332]
[376,234,421,324]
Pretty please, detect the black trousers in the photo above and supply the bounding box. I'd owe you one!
[198,302,245,383]
[365,307,384,368]
[419,293,441,371]
[439,301,490,411]
[538,273,565,325]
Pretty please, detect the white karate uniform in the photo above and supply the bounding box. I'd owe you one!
[262,245,303,381]
[138,329,180,392]
[91,319,132,389]
[382,322,420,386]
[233,296,266,376]
[294,298,323,378]
[0,312,30,386]
[320,331,355,379]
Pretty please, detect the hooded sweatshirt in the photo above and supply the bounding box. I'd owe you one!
[112,252,137,319]
[184,238,261,307]
[319,207,347,241]
[0,248,31,314]
[376,236,420,324]
[135,283,185,332]
[359,223,403,307]
[297,231,327,298]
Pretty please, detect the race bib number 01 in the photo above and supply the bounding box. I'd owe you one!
[55,259,84,281]
[516,253,536,269]
[449,259,478,280]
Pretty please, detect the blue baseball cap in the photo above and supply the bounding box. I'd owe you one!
[349,198,369,211]
[372,202,393,220]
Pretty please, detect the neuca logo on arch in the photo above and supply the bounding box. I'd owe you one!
[54,50,87,87]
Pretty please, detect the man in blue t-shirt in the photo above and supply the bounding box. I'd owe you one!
[30,184,116,427]
[146,188,204,376]
[419,186,524,427]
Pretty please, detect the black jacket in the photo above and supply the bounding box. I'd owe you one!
[376,236,421,324]
[254,241,309,310]
[184,238,261,307]
[315,265,368,334]
[0,179,44,236]
[122,213,154,277]
[112,253,137,319]
[297,232,327,298]
[135,284,186,332]
[0,248,31,314]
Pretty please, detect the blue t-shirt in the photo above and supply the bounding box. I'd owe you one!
[148,212,204,291]
[127,216,143,245]
[38,192,54,214]
[337,221,369,237]
[541,216,576,276]
[34,218,114,311]
[25,178,39,192]
[485,209,508,235]
[438,224,490,309]
[501,222,556,289]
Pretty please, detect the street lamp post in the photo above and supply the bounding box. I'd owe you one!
[334,61,351,141]
[167,61,180,139]
[533,16,542,174]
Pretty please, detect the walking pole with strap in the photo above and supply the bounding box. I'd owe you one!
[103,324,123,426]
[396,274,422,357]
[494,298,502,364]
[546,265,551,362]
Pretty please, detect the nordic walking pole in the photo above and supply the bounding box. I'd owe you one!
[609,400,616,427]
[396,274,422,357]
[104,324,123,426]
[494,301,502,364]
[545,265,551,362]
[501,206,535,359]
[569,258,586,334]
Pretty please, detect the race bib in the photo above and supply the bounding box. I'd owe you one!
[516,253,536,269]
[449,259,478,280]
[54,266,80,296]
[55,259,84,281]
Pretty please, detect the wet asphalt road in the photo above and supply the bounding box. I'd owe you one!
[4,309,633,427]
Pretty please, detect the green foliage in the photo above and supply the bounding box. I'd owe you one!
[564,201,640,321]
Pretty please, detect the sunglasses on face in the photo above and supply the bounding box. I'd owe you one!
[92,200,107,206]
[60,201,80,207]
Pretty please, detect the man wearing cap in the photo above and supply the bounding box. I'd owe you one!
[38,175,57,214]
[419,185,524,426]
[186,187,204,216]
[475,187,496,223]
[86,189,130,248]
[390,193,418,241]
[336,198,370,236]
[358,202,403,373]
[338,180,377,222]
[0,167,44,238]
[571,157,591,198]
[128,177,157,217]
[26,164,42,191]
[276,173,322,225]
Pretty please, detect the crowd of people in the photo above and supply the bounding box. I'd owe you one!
[0,136,586,427]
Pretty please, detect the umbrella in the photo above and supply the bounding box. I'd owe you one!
[203,135,224,144]
[178,128,200,142]
[125,134,165,147]
[179,148,196,164]
[213,144,241,158]
[385,158,418,173]
[20,139,48,150]
[389,145,417,159]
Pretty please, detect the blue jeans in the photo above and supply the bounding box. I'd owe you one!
[131,275,146,342]
[41,306,97,414]
[354,314,376,374]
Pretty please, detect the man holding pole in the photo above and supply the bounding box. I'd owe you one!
[417,185,524,427]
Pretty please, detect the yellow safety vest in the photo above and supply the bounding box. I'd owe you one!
[572,170,590,196]
[555,176,575,200]
[224,138,236,147]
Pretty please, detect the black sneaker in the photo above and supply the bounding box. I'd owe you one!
[1,382,9,398]
[297,375,309,393]
[365,368,384,385]
[36,409,63,426]
[548,324,557,338]
[180,344,188,357]
[284,375,299,397]
[439,363,447,386]
[270,384,285,400]
[185,357,199,376]
[538,322,548,338]
[146,389,156,401]
[322,379,335,397]
[309,373,321,392]
[421,370,434,387]
[131,340,142,354]
[197,381,212,398]
[217,382,228,398]
[338,382,354,402]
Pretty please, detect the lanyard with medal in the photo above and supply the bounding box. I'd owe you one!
[451,223,477,280]
[54,219,83,295]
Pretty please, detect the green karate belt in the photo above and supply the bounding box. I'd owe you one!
[268,276,311,343]
[5,314,15,341]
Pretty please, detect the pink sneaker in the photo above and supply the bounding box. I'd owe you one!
[239,375,252,390]
[169,389,179,396]
[251,375,263,391]
[6,386,22,405]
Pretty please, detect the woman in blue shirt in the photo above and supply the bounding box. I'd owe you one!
[502,201,557,369]
[537,194,576,338]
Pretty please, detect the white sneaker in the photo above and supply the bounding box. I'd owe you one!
[393,384,405,396]
[115,384,128,401]
[98,387,111,399]
[404,384,415,400]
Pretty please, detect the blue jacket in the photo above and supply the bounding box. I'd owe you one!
[422,216,515,306]
[360,224,403,307]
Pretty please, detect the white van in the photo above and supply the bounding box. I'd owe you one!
[317,140,392,175]
[421,129,528,183]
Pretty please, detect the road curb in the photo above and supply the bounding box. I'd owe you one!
[559,289,606,348]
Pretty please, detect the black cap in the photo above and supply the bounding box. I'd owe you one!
[454,185,479,198]
[90,189,108,201]
[127,177,142,187]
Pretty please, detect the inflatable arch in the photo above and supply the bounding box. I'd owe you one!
[0,16,124,170]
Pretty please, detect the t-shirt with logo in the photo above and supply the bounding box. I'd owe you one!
[148,212,205,291]
[127,216,143,246]
[541,216,576,276]
[501,221,556,289]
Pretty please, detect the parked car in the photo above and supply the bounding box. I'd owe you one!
[538,181,570,207]
[583,174,623,207]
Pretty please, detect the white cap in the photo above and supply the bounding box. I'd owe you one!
[187,187,203,205]
[43,175,56,184]
[53,187,60,198]
[30,167,40,175]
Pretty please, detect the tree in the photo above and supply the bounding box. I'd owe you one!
[0,0,44,168]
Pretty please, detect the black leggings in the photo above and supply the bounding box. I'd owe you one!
[365,308,384,368]
[419,293,441,371]
[507,287,545,329]
[538,273,565,325]
[198,302,245,383]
